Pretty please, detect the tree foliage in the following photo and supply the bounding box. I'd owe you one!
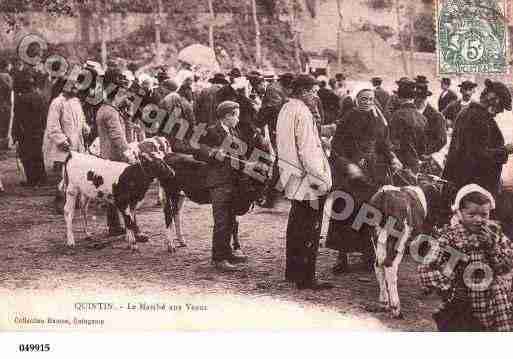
[397,13,436,52]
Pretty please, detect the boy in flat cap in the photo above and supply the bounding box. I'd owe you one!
[444,79,513,197]
[438,77,458,113]
[442,80,478,128]
[195,101,251,271]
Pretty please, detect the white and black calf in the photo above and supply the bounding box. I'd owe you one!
[367,175,450,318]
[61,139,177,251]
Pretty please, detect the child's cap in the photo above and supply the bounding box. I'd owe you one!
[451,184,495,212]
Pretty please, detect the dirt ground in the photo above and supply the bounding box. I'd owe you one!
[0,150,441,331]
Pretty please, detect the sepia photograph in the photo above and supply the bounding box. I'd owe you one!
[1,0,513,346]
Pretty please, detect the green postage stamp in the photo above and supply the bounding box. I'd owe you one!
[437,0,508,74]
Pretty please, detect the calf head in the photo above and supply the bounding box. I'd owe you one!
[134,137,175,181]
[417,173,457,231]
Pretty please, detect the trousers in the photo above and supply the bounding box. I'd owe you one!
[210,184,237,262]
[285,197,326,284]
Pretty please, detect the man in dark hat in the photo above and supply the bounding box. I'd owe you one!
[159,78,195,153]
[215,67,259,142]
[438,77,458,112]
[371,76,390,113]
[247,70,266,111]
[256,72,294,147]
[442,80,478,128]
[389,79,428,173]
[154,69,172,103]
[444,79,513,196]
[227,68,242,82]
[317,76,340,125]
[334,73,347,97]
[11,70,47,187]
[255,72,295,208]
[194,73,228,125]
[96,68,148,240]
[276,73,333,290]
[414,82,447,155]
[209,73,229,86]
[385,77,411,119]
[414,75,429,84]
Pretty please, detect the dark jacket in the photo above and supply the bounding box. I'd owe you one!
[438,89,458,113]
[442,99,472,128]
[195,84,223,126]
[317,87,340,125]
[374,86,391,112]
[423,103,447,154]
[338,94,355,120]
[385,93,401,119]
[390,102,428,172]
[255,82,288,142]
[331,108,394,184]
[215,84,258,141]
[443,102,507,196]
[195,123,244,189]
[12,89,46,158]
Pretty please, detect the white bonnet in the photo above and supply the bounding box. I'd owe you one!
[451,184,496,212]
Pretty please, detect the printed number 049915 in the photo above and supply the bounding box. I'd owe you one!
[18,344,50,352]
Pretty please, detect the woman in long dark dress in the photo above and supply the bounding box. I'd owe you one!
[326,89,402,273]
[12,71,47,186]
[443,79,513,198]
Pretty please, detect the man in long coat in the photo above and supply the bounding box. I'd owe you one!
[442,80,478,128]
[385,77,410,120]
[96,68,147,240]
[317,76,340,125]
[372,77,390,113]
[194,73,228,126]
[390,80,428,173]
[159,79,195,153]
[254,73,294,208]
[414,83,447,155]
[12,71,47,186]
[444,79,513,197]
[438,77,458,113]
[215,68,260,145]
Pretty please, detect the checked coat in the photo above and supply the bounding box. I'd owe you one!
[418,223,513,331]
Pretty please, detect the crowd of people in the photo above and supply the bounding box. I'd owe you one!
[2,55,513,330]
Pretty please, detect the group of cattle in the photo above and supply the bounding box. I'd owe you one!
[58,134,459,319]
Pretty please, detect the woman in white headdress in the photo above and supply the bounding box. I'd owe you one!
[326,88,403,273]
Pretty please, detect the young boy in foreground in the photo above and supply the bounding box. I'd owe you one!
[418,184,513,331]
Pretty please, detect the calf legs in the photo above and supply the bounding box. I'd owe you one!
[162,191,187,253]
[173,195,186,247]
[81,196,92,239]
[120,206,139,251]
[64,190,77,247]
[374,223,411,319]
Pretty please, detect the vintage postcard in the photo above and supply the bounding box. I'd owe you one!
[1,0,513,344]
